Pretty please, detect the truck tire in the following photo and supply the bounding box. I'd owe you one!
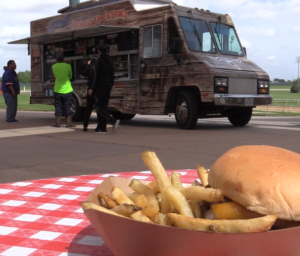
[111,112,136,120]
[228,108,252,126]
[175,91,199,129]
[71,94,85,121]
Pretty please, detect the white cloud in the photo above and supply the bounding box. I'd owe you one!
[178,0,281,20]
[0,0,69,71]
[0,26,29,40]
[240,39,251,48]
[0,0,66,11]
[245,28,276,37]
[290,0,300,14]
[266,29,276,37]
[268,56,276,60]
[239,7,277,21]
[293,26,300,32]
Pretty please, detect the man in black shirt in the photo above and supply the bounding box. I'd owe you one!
[89,44,119,133]
[81,57,101,131]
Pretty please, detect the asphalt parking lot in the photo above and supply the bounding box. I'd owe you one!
[0,109,299,184]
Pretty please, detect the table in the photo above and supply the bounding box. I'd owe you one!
[0,170,198,256]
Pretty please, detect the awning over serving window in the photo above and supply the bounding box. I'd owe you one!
[8,25,139,45]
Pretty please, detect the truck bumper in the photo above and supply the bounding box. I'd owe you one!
[214,94,272,106]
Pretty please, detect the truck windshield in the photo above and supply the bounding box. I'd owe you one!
[178,17,216,53]
[210,22,244,56]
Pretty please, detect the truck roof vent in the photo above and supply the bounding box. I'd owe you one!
[70,0,80,6]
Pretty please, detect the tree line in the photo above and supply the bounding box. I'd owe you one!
[0,71,31,84]
[271,78,293,83]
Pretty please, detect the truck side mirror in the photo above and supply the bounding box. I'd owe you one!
[243,47,247,58]
[170,37,182,54]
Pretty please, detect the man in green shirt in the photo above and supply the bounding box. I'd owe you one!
[52,53,75,127]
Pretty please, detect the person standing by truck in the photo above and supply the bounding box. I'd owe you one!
[81,57,101,131]
[90,44,119,133]
[52,52,76,128]
[1,60,20,123]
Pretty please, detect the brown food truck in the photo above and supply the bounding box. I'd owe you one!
[10,0,272,129]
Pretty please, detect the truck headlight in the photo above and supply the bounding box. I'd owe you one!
[214,77,228,93]
[257,80,269,94]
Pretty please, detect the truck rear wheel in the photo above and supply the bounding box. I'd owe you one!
[228,108,252,126]
[175,91,199,129]
[71,94,85,121]
[111,112,136,120]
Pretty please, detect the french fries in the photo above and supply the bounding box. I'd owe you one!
[111,186,135,205]
[191,179,201,187]
[147,180,160,194]
[111,204,142,217]
[153,212,171,226]
[126,192,140,204]
[165,186,194,218]
[196,164,209,187]
[142,151,173,214]
[190,199,202,218]
[180,186,224,203]
[80,201,127,218]
[171,172,184,190]
[131,211,153,223]
[98,193,118,209]
[80,150,278,234]
[135,194,159,220]
[142,151,170,192]
[129,179,159,211]
[167,213,277,233]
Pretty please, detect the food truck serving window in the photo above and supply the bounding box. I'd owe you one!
[178,17,216,53]
[210,22,244,56]
[143,25,163,58]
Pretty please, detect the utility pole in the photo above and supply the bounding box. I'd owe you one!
[296,56,300,85]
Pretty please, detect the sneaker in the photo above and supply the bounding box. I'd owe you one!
[6,120,18,123]
[112,120,120,132]
[94,128,107,134]
[13,119,19,122]
[83,127,88,132]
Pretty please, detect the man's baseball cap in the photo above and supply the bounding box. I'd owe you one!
[97,44,108,54]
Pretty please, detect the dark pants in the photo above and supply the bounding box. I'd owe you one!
[94,87,116,131]
[54,92,73,117]
[3,92,18,122]
[83,92,101,128]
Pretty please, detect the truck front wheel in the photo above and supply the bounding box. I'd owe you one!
[175,91,199,129]
[228,108,252,126]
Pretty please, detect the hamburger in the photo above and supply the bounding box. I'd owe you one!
[208,145,300,229]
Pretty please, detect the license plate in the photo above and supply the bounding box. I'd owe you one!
[245,98,254,106]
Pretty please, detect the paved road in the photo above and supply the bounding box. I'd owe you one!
[0,110,299,184]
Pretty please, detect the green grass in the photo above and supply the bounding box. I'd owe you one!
[270,83,292,87]
[270,91,300,106]
[270,85,291,90]
[0,93,54,111]
[270,90,300,99]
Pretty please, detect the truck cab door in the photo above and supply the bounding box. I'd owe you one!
[139,24,167,115]
[166,16,184,85]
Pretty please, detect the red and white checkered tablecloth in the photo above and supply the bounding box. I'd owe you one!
[0,170,198,256]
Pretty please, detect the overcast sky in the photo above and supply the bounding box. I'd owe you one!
[0,0,299,81]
